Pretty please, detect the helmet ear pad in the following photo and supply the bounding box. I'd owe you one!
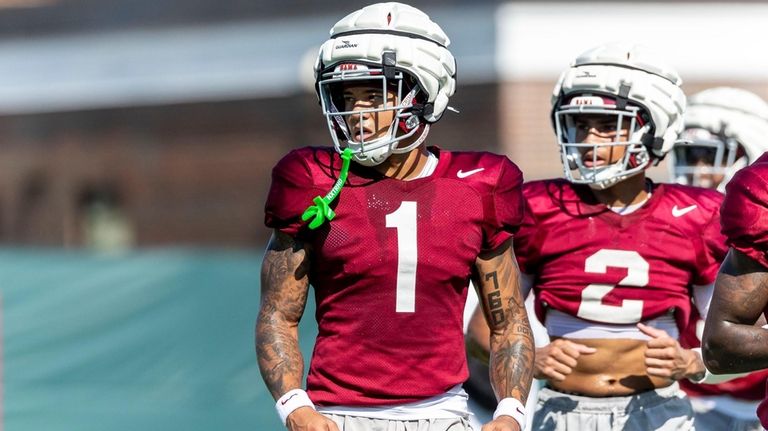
[399,114,421,133]
[394,75,426,133]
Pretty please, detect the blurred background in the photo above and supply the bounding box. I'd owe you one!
[1,0,767,429]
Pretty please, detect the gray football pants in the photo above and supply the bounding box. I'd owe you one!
[324,413,473,431]
[532,382,694,431]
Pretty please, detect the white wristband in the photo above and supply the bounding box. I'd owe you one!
[275,389,315,425]
[493,397,526,429]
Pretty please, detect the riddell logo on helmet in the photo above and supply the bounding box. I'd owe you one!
[338,64,359,71]
[577,71,597,78]
[335,40,358,49]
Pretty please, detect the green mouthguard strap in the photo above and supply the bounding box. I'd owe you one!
[301,148,353,230]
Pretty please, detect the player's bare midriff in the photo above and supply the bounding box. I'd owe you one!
[548,336,673,397]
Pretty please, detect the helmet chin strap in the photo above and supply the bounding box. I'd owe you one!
[301,148,353,230]
[391,123,430,155]
[353,123,430,166]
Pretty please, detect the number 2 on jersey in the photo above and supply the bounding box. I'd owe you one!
[576,249,648,323]
[386,201,417,313]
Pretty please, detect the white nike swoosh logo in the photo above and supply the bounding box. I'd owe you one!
[457,168,484,178]
[672,204,697,217]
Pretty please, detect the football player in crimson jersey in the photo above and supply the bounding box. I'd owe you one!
[703,152,768,430]
[671,88,768,431]
[256,3,534,431]
[467,43,728,430]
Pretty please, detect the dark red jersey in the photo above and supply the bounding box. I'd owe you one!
[721,152,768,270]
[720,152,768,427]
[264,146,525,406]
[514,179,726,332]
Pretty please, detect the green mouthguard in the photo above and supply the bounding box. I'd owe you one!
[301,148,353,230]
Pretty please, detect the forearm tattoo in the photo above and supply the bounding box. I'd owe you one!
[256,232,311,399]
[485,272,506,326]
[480,250,534,403]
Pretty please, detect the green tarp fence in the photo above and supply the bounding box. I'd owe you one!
[2,248,315,430]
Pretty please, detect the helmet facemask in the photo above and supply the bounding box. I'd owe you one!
[554,95,652,190]
[671,128,743,191]
[317,62,429,167]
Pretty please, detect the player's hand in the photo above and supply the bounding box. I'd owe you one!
[482,415,522,431]
[285,407,340,431]
[534,339,596,381]
[638,323,702,381]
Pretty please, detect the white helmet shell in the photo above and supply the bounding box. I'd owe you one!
[551,43,686,189]
[687,88,768,162]
[313,2,457,165]
[317,2,456,122]
[671,87,768,191]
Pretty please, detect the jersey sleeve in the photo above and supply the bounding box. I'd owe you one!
[693,205,728,285]
[481,157,525,251]
[511,194,541,275]
[722,169,768,269]
[264,150,317,238]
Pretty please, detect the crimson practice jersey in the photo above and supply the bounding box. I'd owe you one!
[514,179,726,332]
[721,152,768,270]
[721,152,768,427]
[264,146,524,406]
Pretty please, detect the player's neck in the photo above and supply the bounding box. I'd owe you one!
[374,145,431,180]
[591,174,650,208]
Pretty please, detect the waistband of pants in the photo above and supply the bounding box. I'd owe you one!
[538,382,684,414]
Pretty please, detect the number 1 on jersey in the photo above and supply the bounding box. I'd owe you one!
[386,201,417,313]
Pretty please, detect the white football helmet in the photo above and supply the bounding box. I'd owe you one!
[551,43,686,189]
[314,2,457,166]
[669,87,768,192]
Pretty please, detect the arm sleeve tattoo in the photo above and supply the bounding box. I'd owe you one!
[256,230,312,399]
[472,239,535,403]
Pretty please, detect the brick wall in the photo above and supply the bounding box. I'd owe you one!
[3,79,765,248]
[0,83,500,248]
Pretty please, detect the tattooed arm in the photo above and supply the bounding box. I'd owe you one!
[703,249,768,374]
[256,230,339,431]
[472,238,534,431]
